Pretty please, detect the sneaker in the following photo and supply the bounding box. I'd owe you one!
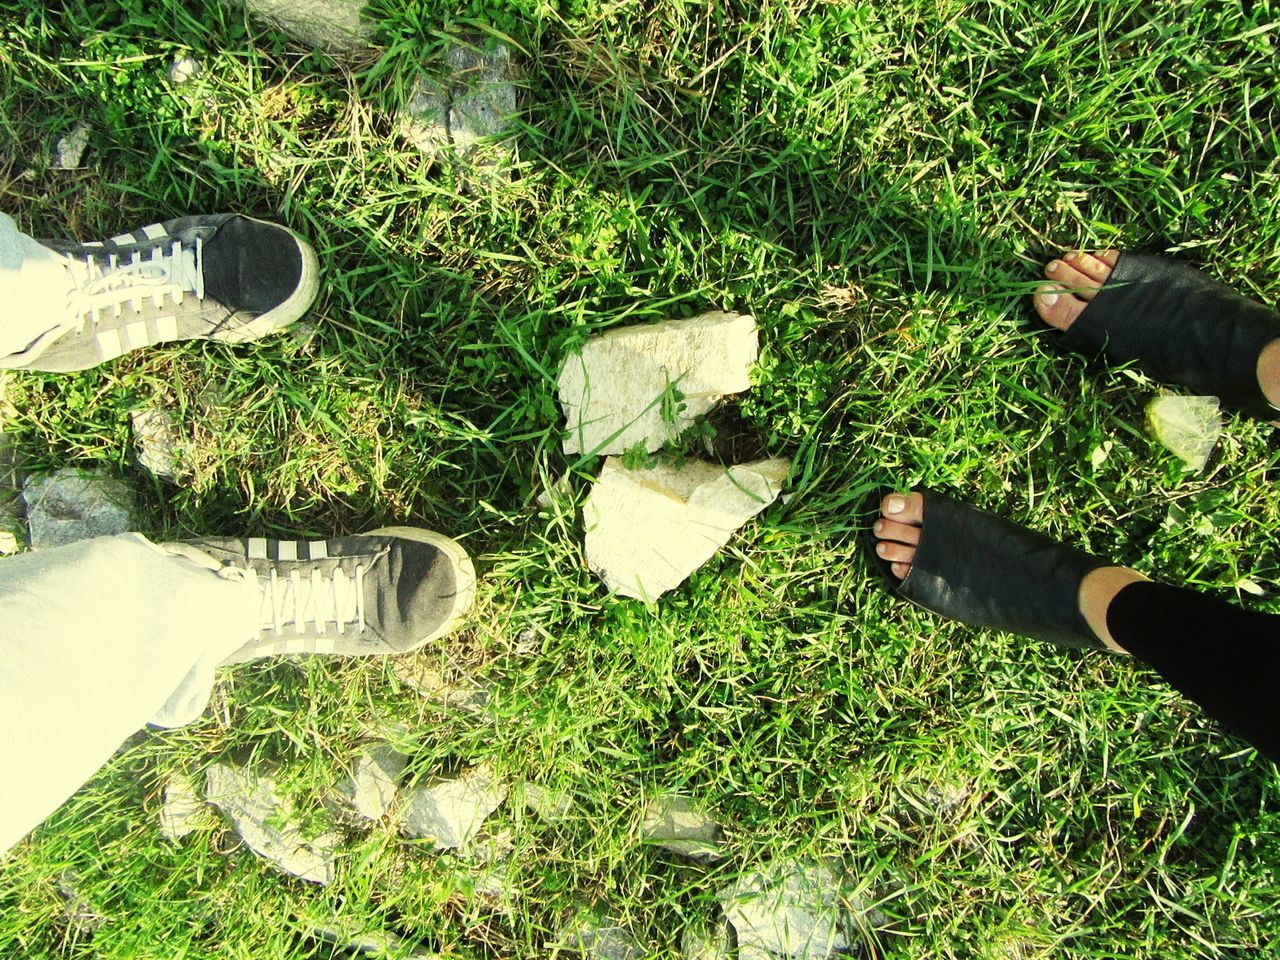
[2,213,320,372]
[163,527,476,663]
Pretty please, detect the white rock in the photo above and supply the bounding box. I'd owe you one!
[309,921,441,959]
[522,783,572,822]
[220,0,374,52]
[559,312,757,456]
[1147,394,1221,472]
[718,859,875,959]
[0,509,24,556]
[159,776,206,840]
[680,917,733,960]
[205,763,339,885]
[640,794,725,862]
[167,57,201,84]
[132,407,188,482]
[337,744,408,821]
[54,122,91,169]
[400,74,450,154]
[401,764,507,850]
[22,468,137,549]
[560,914,646,960]
[584,456,789,599]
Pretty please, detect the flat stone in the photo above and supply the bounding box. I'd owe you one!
[392,654,489,713]
[401,764,507,850]
[560,913,646,960]
[220,0,375,52]
[167,56,201,84]
[641,794,726,862]
[680,917,733,960]
[56,869,104,936]
[54,122,91,170]
[337,744,408,821]
[399,40,516,170]
[205,763,339,885]
[22,468,137,549]
[1147,394,1221,472]
[159,775,207,840]
[132,406,188,482]
[522,783,572,822]
[718,859,879,959]
[559,312,758,456]
[584,456,789,599]
[309,921,441,959]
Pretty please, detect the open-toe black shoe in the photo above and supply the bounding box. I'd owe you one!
[867,490,1109,650]
[1058,253,1280,420]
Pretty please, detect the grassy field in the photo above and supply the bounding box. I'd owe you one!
[3,0,1280,957]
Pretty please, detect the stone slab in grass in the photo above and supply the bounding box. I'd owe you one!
[205,763,340,885]
[22,468,137,550]
[559,912,646,960]
[159,775,207,841]
[583,455,788,600]
[336,744,408,822]
[401,763,507,850]
[559,311,757,456]
[718,859,883,959]
[400,40,517,173]
[640,793,726,862]
[132,406,189,483]
[221,0,375,53]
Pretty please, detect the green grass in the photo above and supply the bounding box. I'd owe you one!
[4,0,1280,956]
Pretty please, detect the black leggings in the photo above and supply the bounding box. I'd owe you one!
[1108,581,1280,762]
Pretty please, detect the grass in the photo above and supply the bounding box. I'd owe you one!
[3,0,1280,956]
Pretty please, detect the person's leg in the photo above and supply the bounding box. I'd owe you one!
[0,212,80,357]
[1107,581,1280,762]
[872,492,1280,761]
[0,534,260,856]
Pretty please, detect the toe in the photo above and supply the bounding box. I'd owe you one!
[1064,250,1118,283]
[873,518,920,546]
[876,539,917,565]
[880,491,924,525]
[1044,258,1102,299]
[1034,283,1088,332]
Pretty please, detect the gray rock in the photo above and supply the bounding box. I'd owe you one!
[159,775,207,840]
[309,920,441,959]
[522,783,572,822]
[131,407,188,482]
[54,122,91,169]
[1148,393,1221,472]
[401,764,507,850]
[337,744,408,821]
[718,859,880,959]
[56,870,104,936]
[559,311,758,456]
[167,57,201,84]
[583,457,789,600]
[220,0,375,53]
[22,468,137,549]
[205,763,340,885]
[560,913,646,960]
[640,794,726,862]
[392,655,489,713]
[399,39,516,170]
[680,916,733,960]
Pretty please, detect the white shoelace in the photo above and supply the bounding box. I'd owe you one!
[259,564,367,636]
[60,237,204,330]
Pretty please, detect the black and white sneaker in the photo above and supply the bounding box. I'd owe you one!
[2,213,319,372]
[164,527,476,663]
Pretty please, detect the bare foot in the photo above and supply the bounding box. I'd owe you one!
[1033,250,1120,331]
[872,491,1144,653]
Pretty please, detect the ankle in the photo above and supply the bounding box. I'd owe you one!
[1256,339,1280,410]
[1078,566,1147,654]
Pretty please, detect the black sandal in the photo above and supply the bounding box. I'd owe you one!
[867,490,1109,650]
[1058,253,1280,420]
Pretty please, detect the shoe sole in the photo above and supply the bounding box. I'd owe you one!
[207,219,321,344]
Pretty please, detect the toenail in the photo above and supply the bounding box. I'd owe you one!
[887,496,905,515]
[1064,251,1077,261]
[873,520,883,534]
[1038,291,1059,308]
[877,542,887,555]
[1047,261,1059,273]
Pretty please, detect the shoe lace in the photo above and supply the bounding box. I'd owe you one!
[260,563,367,636]
[61,237,204,330]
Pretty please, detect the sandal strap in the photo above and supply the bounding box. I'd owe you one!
[1060,253,1280,420]
[872,491,1107,649]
